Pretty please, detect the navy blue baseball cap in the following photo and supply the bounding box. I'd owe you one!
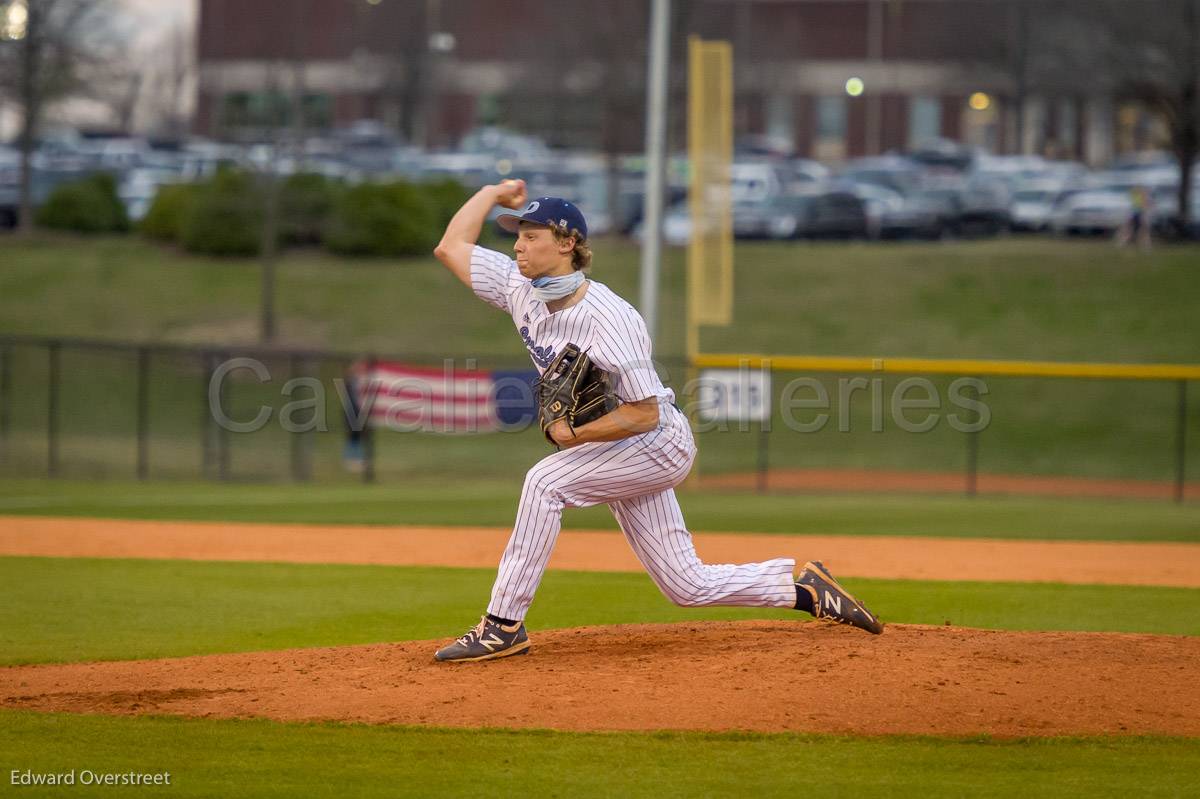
[497,197,588,240]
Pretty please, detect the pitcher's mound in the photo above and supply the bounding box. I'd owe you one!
[3,621,1198,737]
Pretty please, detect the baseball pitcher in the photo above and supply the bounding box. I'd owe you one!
[430,179,883,662]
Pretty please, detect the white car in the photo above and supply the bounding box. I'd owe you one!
[118,167,182,222]
[634,200,694,247]
[1050,190,1133,235]
[1009,181,1070,232]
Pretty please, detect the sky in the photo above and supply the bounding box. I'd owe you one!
[0,0,198,139]
[120,0,195,47]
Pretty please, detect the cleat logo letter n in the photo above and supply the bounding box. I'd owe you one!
[823,590,842,615]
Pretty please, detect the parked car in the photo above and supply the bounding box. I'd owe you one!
[842,182,903,239]
[780,158,830,188]
[839,155,923,195]
[881,194,949,239]
[418,152,504,188]
[458,126,551,161]
[119,167,181,222]
[909,138,976,172]
[804,190,869,239]
[632,199,695,247]
[957,179,1012,236]
[909,187,964,237]
[1150,183,1200,239]
[971,154,1058,192]
[1050,190,1133,235]
[730,160,791,203]
[733,192,814,240]
[1009,181,1068,232]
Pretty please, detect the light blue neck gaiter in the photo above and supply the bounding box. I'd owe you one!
[531,270,586,302]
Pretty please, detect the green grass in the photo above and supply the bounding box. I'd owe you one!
[1,478,1197,542]
[1,711,1197,798]
[2,235,1199,484]
[2,556,1197,666]
[2,234,1199,362]
[3,234,1196,792]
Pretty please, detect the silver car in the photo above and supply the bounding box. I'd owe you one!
[1050,190,1133,235]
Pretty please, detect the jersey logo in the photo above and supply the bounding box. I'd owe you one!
[519,326,555,369]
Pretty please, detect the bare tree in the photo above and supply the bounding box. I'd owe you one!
[1039,0,1200,230]
[0,0,120,233]
[135,23,193,137]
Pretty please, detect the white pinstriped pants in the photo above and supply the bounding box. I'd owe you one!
[487,409,798,622]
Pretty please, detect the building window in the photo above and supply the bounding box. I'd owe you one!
[908,96,941,147]
[766,93,794,144]
[220,91,331,133]
[815,96,847,161]
[299,94,332,130]
[1058,98,1078,156]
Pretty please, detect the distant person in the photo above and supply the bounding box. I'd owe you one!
[342,360,367,473]
[1117,186,1153,251]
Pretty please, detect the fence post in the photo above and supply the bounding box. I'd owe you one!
[218,351,231,481]
[136,348,150,480]
[47,341,60,478]
[363,354,376,484]
[201,351,213,479]
[756,420,769,494]
[1176,380,1188,504]
[0,344,10,464]
[290,354,312,482]
[965,379,979,498]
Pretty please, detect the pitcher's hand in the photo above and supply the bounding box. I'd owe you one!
[495,179,528,210]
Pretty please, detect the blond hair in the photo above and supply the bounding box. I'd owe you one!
[548,223,592,271]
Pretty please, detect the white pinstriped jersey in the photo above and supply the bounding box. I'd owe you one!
[470,245,676,408]
[469,244,797,623]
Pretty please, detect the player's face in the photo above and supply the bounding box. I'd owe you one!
[514,223,573,279]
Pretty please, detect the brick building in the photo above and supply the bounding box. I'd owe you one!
[195,0,1133,164]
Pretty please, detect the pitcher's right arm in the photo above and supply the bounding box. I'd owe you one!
[433,179,527,288]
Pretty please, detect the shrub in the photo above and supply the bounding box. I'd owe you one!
[421,178,472,228]
[36,172,129,233]
[325,181,439,257]
[280,172,339,246]
[180,169,264,256]
[138,183,197,242]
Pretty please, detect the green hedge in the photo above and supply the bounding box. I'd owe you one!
[36,173,129,233]
[180,170,264,256]
[422,178,473,229]
[136,171,467,257]
[138,183,197,242]
[325,181,439,257]
[280,173,340,246]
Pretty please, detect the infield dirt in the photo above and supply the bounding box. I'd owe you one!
[3,515,1198,737]
[3,516,1199,587]
[3,621,1198,737]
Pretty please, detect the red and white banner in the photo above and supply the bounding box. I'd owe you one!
[361,362,499,434]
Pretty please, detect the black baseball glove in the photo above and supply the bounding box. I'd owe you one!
[536,343,619,446]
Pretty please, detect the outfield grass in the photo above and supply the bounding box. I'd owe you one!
[4,234,1197,795]
[2,235,1199,362]
[2,235,1198,484]
[2,556,1196,666]
[1,478,1197,541]
[1,711,1196,798]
